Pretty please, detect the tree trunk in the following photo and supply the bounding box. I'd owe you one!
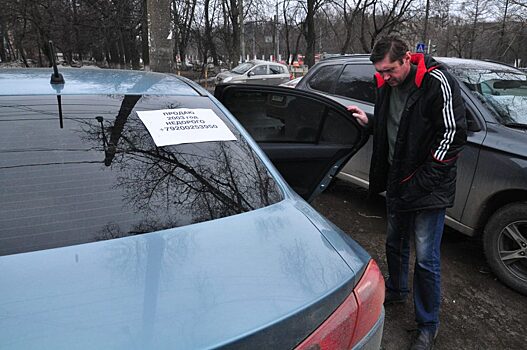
[204,0,219,65]
[147,0,173,72]
[0,19,6,62]
[229,0,241,66]
[72,0,82,61]
[141,0,150,69]
[304,0,316,68]
[469,0,481,59]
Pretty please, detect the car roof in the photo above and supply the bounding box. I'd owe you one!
[317,54,522,73]
[0,68,201,96]
[247,59,287,66]
[435,57,522,72]
[320,54,371,63]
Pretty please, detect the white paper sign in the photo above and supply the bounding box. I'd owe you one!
[136,108,237,147]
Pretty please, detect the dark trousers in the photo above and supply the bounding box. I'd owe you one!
[385,207,446,333]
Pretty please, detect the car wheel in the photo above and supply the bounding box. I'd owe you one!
[483,202,527,295]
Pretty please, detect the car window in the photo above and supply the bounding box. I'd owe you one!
[270,65,284,74]
[307,64,343,93]
[464,104,482,132]
[251,65,268,76]
[0,95,283,256]
[319,109,360,144]
[232,62,255,74]
[335,64,376,103]
[220,91,360,145]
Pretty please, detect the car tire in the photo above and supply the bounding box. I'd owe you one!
[483,202,527,295]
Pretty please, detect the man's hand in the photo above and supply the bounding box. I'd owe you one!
[347,105,368,127]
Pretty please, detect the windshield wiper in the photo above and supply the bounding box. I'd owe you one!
[504,122,527,129]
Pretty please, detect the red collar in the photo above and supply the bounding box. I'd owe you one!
[374,53,437,89]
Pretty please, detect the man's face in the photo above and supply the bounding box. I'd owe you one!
[374,52,412,87]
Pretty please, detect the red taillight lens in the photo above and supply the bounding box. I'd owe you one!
[349,259,385,347]
[295,260,384,350]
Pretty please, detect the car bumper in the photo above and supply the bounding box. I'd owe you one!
[353,307,385,350]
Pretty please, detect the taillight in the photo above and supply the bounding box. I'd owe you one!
[350,259,385,347]
[295,260,384,350]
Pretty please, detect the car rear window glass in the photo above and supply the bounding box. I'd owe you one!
[0,95,283,256]
[308,64,343,93]
[335,64,376,103]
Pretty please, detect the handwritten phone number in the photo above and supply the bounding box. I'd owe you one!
[162,124,219,131]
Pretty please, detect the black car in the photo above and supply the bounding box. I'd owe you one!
[296,55,527,295]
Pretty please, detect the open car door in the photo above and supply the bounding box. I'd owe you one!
[215,84,368,202]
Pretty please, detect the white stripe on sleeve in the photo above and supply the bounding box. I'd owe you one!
[430,70,456,161]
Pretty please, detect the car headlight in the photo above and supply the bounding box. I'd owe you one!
[223,76,233,83]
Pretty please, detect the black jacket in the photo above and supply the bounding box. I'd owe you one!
[369,54,467,212]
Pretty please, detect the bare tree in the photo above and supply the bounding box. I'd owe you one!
[220,0,242,66]
[296,0,328,67]
[459,0,493,58]
[204,0,220,65]
[173,0,197,67]
[0,0,525,69]
[329,0,369,54]
[355,0,416,52]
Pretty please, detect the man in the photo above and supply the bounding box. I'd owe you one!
[348,36,466,350]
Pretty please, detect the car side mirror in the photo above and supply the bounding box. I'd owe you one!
[248,71,254,77]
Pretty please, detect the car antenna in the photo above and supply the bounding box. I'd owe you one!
[49,40,65,128]
[49,41,65,84]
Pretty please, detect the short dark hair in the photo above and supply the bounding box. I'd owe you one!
[369,36,409,64]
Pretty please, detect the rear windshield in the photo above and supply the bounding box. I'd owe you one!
[0,95,283,256]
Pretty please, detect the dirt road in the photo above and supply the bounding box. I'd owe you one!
[312,179,527,350]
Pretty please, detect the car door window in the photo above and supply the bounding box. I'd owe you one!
[251,65,268,76]
[464,103,482,132]
[216,86,365,201]
[335,64,376,103]
[220,90,360,145]
[320,109,360,144]
[270,65,284,74]
[307,64,343,93]
[222,91,324,142]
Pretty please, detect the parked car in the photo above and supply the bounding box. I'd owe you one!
[215,60,291,86]
[296,55,527,295]
[0,68,384,349]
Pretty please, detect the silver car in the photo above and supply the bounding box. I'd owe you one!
[215,60,290,86]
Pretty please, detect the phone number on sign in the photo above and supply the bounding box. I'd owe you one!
[162,124,219,131]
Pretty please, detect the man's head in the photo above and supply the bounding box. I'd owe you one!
[370,36,412,87]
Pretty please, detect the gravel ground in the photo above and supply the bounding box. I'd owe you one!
[312,179,527,350]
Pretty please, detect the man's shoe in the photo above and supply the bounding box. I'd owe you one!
[409,330,437,350]
[384,290,407,305]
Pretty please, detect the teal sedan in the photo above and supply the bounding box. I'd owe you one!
[0,68,384,349]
